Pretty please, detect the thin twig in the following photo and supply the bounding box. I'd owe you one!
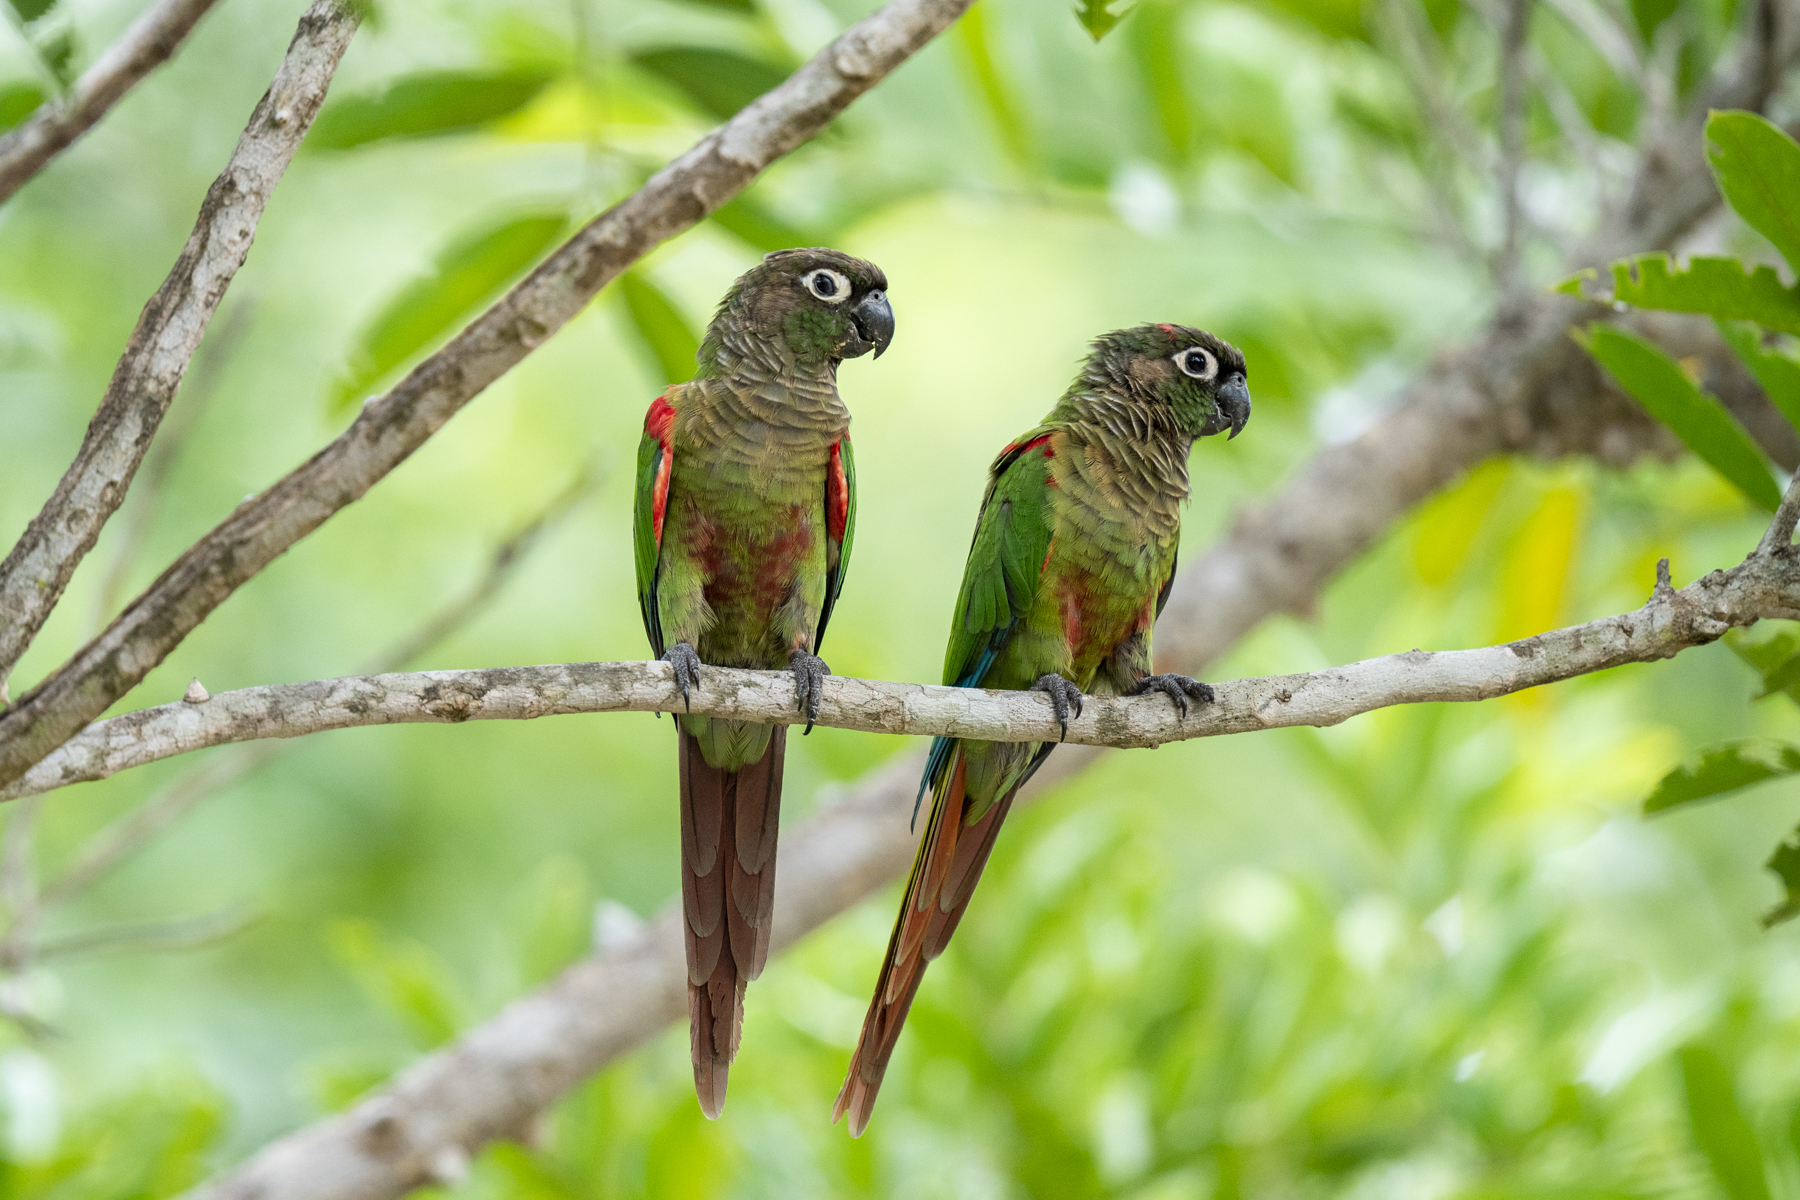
[0,0,978,793]
[0,795,41,972]
[0,1,360,694]
[36,904,257,960]
[1759,470,1800,556]
[1496,0,1534,302]
[0,0,225,204]
[369,462,603,674]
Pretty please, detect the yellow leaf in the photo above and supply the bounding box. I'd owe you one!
[1497,482,1585,646]
[1410,459,1510,587]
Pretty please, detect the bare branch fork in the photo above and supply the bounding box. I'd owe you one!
[11,520,1799,805]
[0,0,226,205]
[0,0,978,793]
[0,0,361,691]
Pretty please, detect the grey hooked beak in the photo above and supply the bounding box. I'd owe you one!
[1209,373,1251,440]
[848,290,895,359]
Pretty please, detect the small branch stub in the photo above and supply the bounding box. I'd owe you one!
[183,679,209,705]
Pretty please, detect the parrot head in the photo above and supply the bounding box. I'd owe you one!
[1084,323,1251,441]
[702,247,894,371]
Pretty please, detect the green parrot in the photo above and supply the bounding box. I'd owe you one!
[634,248,894,1118]
[833,324,1249,1135]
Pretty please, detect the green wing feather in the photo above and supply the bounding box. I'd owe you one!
[816,433,856,651]
[632,425,666,658]
[941,432,1057,689]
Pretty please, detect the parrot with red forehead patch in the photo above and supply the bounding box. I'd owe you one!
[633,247,893,1118]
[833,323,1250,1135]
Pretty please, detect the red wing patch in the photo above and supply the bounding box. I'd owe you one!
[646,394,676,545]
[1004,433,1054,458]
[827,439,850,542]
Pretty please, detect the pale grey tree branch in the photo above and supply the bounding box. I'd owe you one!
[0,0,977,793]
[0,0,226,205]
[88,294,261,636]
[11,529,1800,805]
[0,1,359,693]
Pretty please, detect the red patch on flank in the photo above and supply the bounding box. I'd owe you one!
[1137,591,1157,632]
[1006,433,1055,458]
[1042,533,1057,575]
[645,394,677,544]
[1060,585,1083,650]
[827,440,850,542]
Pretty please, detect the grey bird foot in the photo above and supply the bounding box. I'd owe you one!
[663,642,702,713]
[1128,673,1215,718]
[790,650,831,734]
[1032,674,1085,742]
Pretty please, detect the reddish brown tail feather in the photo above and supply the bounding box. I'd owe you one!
[833,750,1019,1136]
[679,724,784,1119]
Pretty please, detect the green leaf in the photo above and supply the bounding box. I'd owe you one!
[674,0,754,9]
[329,919,466,1050]
[1627,0,1677,42]
[1725,624,1800,702]
[516,856,592,986]
[707,193,815,253]
[1128,1,1189,167]
[1075,0,1135,39]
[35,23,74,84]
[330,212,568,413]
[0,82,43,133]
[307,70,555,150]
[629,48,789,121]
[6,0,55,22]
[619,270,700,384]
[1644,741,1800,814]
[1765,833,1800,926]
[957,4,1030,165]
[1563,255,1800,336]
[1578,324,1781,509]
[1717,319,1800,432]
[1706,111,1800,278]
[1678,1044,1771,1200]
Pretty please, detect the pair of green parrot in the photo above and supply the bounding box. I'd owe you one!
[632,247,1251,1133]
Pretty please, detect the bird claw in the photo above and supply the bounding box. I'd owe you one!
[1031,674,1085,742]
[663,642,702,713]
[790,650,831,734]
[1128,673,1215,719]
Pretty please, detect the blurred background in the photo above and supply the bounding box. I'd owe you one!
[2,0,1800,1193]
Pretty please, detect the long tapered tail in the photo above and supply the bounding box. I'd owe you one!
[678,724,785,1119]
[833,745,1026,1136]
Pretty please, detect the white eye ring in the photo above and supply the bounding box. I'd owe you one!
[801,268,852,303]
[1174,346,1218,381]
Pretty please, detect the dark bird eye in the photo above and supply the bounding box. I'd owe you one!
[802,268,851,303]
[1175,347,1218,381]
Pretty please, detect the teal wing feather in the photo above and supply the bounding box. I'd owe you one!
[941,432,1057,689]
[816,433,856,652]
[633,417,668,659]
[920,431,1057,807]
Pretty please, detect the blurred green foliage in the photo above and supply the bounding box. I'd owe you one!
[1,0,1799,1194]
